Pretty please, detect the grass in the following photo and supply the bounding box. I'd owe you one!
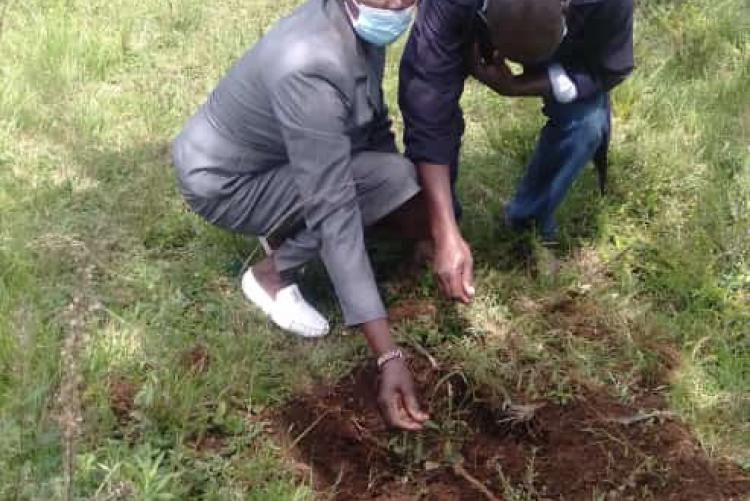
[0,0,748,498]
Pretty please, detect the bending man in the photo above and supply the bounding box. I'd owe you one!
[399,0,634,299]
[172,0,428,431]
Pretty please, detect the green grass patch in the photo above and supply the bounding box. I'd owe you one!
[0,0,748,497]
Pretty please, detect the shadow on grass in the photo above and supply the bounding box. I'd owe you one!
[456,146,629,270]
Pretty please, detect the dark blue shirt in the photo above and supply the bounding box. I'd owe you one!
[399,0,635,167]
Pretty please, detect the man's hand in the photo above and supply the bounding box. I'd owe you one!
[433,232,475,303]
[415,162,476,304]
[470,43,553,98]
[378,358,429,431]
[470,43,520,96]
[360,319,429,431]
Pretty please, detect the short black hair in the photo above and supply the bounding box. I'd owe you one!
[485,0,564,63]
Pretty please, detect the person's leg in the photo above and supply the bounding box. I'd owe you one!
[172,109,302,297]
[374,192,430,240]
[354,152,436,273]
[273,151,428,275]
[178,164,302,297]
[248,164,422,303]
[505,92,609,240]
[271,151,422,274]
[349,151,433,246]
[172,115,330,336]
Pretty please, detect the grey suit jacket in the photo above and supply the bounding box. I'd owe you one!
[173,0,397,325]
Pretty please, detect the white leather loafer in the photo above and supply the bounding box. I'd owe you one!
[241,269,329,338]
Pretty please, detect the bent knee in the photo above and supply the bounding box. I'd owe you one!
[351,152,420,224]
[359,151,417,187]
[384,153,418,185]
[170,135,227,201]
[177,170,228,201]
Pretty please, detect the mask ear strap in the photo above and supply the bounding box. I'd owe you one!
[343,0,358,23]
[560,0,570,41]
[478,0,489,19]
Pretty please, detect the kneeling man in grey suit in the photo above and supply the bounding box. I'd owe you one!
[171,0,429,431]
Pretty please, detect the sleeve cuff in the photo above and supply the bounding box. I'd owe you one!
[547,63,579,104]
[343,306,387,327]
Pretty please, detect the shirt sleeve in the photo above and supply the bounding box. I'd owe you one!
[547,63,579,103]
[561,0,634,99]
[398,0,475,167]
[270,74,386,325]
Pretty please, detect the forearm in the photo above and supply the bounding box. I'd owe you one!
[361,318,397,356]
[510,72,552,97]
[416,162,474,303]
[416,162,461,240]
[317,205,395,356]
[319,204,386,326]
[486,71,551,98]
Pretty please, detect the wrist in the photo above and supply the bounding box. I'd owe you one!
[499,76,525,97]
[430,210,457,236]
[434,225,463,250]
[377,348,404,371]
[361,318,397,356]
[373,342,398,357]
[430,215,460,242]
[483,75,517,97]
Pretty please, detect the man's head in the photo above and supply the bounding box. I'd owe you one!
[481,0,566,64]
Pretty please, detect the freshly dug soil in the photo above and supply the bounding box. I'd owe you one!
[275,359,750,500]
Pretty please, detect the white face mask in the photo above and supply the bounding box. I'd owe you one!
[346,1,416,47]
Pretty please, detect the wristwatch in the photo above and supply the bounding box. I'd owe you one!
[377,349,404,371]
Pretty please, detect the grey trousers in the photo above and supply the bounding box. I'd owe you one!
[176,147,420,275]
[172,107,421,325]
[270,151,419,274]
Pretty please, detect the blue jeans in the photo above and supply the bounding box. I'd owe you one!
[505,92,610,240]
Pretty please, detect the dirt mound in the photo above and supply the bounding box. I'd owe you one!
[276,359,750,500]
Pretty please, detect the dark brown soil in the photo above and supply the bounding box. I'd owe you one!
[544,294,611,340]
[275,358,750,500]
[107,375,138,423]
[388,299,438,323]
